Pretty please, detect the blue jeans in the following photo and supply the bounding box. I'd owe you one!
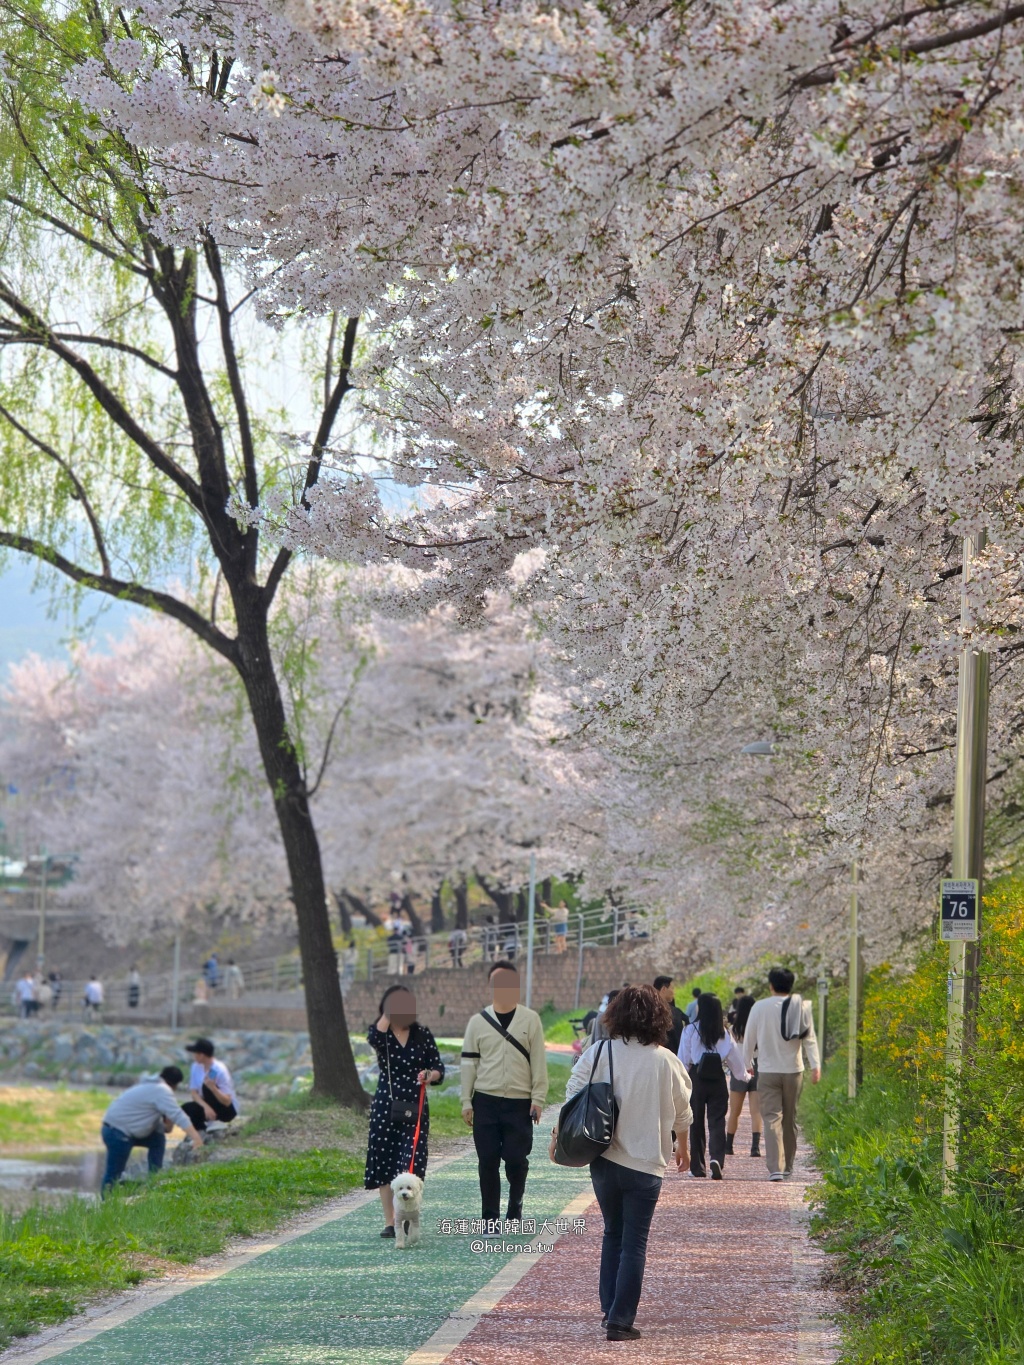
[589,1156,663,1329]
[101,1122,166,1193]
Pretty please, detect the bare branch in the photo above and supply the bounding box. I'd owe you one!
[0,404,111,576]
[0,530,238,664]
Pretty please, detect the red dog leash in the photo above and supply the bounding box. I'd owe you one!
[408,1078,427,1174]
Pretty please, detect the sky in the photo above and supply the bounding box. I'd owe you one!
[0,556,139,675]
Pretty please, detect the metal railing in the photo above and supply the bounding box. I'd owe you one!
[2,902,656,1022]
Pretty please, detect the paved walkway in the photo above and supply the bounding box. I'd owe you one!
[3,1108,837,1365]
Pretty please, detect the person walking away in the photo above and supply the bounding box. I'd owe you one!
[15,972,35,1019]
[552,900,570,953]
[684,986,701,1022]
[35,975,53,1013]
[461,962,548,1226]
[678,993,749,1179]
[203,953,221,992]
[340,942,357,994]
[742,967,820,1181]
[726,985,746,1028]
[83,974,103,1017]
[726,993,762,1158]
[654,976,685,1056]
[127,965,142,1009]
[100,1066,202,1193]
[448,926,467,967]
[386,922,404,975]
[181,1038,239,1131]
[554,984,692,1342]
[225,959,245,999]
[49,969,62,1009]
[365,985,444,1237]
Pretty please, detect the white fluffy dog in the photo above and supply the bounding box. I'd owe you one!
[390,1172,424,1248]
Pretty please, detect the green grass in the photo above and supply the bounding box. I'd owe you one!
[0,1112,364,1349]
[803,1057,1024,1364]
[0,1086,111,1153]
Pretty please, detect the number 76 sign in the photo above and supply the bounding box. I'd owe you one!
[940,880,979,942]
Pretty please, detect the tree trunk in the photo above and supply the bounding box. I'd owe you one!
[400,892,425,938]
[430,884,446,934]
[541,878,552,907]
[477,873,515,921]
[454,878,469,930]
[515,889,527,922]
[234,595,366,1108]
[333,890,352,935]
[339,889,382,930]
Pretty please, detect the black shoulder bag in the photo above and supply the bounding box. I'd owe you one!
[552,1039,619,1167]
[478,1008,533,1063]
[384,1033,418,1125]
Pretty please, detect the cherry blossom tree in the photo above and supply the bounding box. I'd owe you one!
[0,2,368,1101]
[0,590,606,944]
[26,0,1024,968]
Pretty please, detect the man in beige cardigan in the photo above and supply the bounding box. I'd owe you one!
[742,967,821,1181]
[461,962,548,1224]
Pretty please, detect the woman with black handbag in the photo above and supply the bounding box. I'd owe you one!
[364,985,444,1238]
[551,985,692,1343]
[677,992,750,1180]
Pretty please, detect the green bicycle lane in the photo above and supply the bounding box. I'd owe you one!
[38,1115,594,1365]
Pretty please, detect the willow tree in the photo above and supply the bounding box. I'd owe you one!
[0,0,366,1104]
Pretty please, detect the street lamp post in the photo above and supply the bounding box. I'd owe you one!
[525,852,537,1009]
[942,530,990,1184]
[848,861,860,1100]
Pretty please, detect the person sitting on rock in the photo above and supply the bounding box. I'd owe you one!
[180,1037,239,1132]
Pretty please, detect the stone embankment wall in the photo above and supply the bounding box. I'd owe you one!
[336,940,676,1036]
[0,1018,336,1101]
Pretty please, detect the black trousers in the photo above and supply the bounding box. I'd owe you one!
[472,1092,534,1220]
[181,1083,237,1132]
[689,1071,729,1176]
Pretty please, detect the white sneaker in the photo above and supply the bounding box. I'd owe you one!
[769,1172,784,1182]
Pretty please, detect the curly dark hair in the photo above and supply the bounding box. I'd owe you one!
[602,984,672,1047]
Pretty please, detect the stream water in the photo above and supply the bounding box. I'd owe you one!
[0,1150,154,1195]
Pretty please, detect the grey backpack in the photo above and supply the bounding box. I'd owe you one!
[780,994,811,1041]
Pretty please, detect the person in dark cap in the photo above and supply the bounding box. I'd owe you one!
[180,1037,238,1131]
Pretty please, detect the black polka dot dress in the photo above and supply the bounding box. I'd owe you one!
[364,1023,445,1189]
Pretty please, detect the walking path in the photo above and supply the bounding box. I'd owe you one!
[2,1108,837,1365]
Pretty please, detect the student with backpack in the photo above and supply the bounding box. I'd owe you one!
[677,993,750,1179]
[725,993,763,1158]
[742,967,820,1181]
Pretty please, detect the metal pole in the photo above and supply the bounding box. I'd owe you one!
[171,931,181,1030]
[525,853,537,1008]
[817,976,829,1063]
[847,860,859,1100]
[943,529,990,1185]
[574,913,585,1010]
[37,849,47,967]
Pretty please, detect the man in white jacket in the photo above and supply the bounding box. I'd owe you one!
[742,968,820,1181]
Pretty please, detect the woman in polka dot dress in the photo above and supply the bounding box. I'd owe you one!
[364,984,445,1237]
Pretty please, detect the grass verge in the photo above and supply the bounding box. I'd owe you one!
[0,1094,365,1350]
[0,1086,110,1153]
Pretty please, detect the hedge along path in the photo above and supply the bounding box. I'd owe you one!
[3,1106,838,1365]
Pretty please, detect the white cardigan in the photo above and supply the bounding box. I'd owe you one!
[564,1037,692,1176]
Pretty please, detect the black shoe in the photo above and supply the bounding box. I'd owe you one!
[600,1316,608,1328]
[710,1159,723,1180]
[750,1133,762,1157]
[607,1326,641,1341]
[725,1132,735,1156]
[380,1225,395,1238]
